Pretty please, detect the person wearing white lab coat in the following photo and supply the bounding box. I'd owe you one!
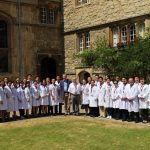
[138,78,149,123]
[0,80,7,122]
[4,81,14,119]
[55,75,62,115]
[126,78,139,123]
[86,76,92,115]
[104,78,113,119]
[111,81,121,120]
[31,81,40,116]
[119,78,129,121]
[46,77,51,115]
[81,80,89,115]
[17,82,26,119]
[40,80,49,115]
[88,80,99,117]
[115,76,123,87]
[49,79,60,115]
[24,81,32,117]
[97,77,105,117]
[94,75,99,86]
[11,82,19,119]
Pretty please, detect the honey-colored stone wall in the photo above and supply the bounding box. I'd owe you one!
[63,0,150,32]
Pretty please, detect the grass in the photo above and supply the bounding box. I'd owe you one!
[0,116,150,150]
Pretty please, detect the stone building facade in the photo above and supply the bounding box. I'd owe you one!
[0,0,63,80]
[63,0,150,82]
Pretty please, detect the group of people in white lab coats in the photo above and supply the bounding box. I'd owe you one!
[0,74,150,124]
[81,76,150,123]
[0,75,61,122]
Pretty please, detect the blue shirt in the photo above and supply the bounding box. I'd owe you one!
[64,80,68,92]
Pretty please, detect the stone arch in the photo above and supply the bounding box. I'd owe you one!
[78,71,91,83]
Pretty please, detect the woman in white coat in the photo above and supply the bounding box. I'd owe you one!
[111,81,121,120]
[138,78,149,123]
[11,82,19,119]
[0,80,7,122]
[31,81,40,116]
[40,80,49,115]
[81,80,89,115]
[24,81,32,117]
[17,82,26,119]
[55,75,62,115]
[119,78,129,121]
[49,79,60,115]
[89,80,99,117]
[104,78,113,119]
[97,77,105,117]
[4,81,14,119]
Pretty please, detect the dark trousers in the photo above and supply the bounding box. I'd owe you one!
[134,112,139,123]
[19,109,25,117]
[113,108,120,119]
[39,105,42,115]
[105,108,113,117]
[59,103,62,114]
[128,111,134,121]
[90,107,99,117]
[50,106,58,115]
[140,109,149,122]
[129,111,139,122]
[121,109,129,121]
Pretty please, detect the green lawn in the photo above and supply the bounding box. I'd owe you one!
[0,117,150,150]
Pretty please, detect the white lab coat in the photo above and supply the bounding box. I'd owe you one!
[17,87,26,109]
[89,85,98,107]
[126,84,139,112]
[40,85,49,106]
[49,84,59,106]
[104,84,113,108]
[81,84,89,105]
[31,86,40,107]
[0,87,7,110]
[138,84,149,109]
[97,84,105,106]
[11,87,19,111]
[111,86,121,109]
[24,87,32,109]
[4,86,14,112]
[119,84,128,110]
[55,81,62,103]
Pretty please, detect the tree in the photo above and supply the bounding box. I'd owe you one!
[77,35,150,80]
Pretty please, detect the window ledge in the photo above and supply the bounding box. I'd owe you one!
[38,23,56,27]
[75,3,91,9]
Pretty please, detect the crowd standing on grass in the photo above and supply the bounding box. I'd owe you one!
[0,74,150,124]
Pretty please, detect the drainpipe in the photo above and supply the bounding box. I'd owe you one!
[16,0,23,78]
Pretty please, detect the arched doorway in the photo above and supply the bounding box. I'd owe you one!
[78,71,90,83]
[0,20,8,72]
[40,57,56,80]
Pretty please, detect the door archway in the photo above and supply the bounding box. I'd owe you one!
[40,57,56,80]
[78,71,91,83]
